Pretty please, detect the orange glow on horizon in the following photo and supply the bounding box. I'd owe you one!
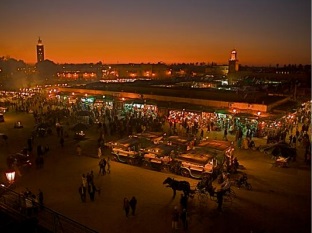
[1,39,310,66]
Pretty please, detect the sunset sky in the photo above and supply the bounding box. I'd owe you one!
[0,0,310,66]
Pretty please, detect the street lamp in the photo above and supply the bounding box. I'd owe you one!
[5,169,16,184]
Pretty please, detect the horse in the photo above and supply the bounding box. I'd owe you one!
[163,177,191,198]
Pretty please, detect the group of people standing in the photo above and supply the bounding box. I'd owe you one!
[171,205,188,231]
[19,188,44,216]
[78,171,100,202]
[98,156,111,175]
[170,193,190,231]
[123,196,137,217]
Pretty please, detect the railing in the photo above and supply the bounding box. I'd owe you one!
[0,185,98,233]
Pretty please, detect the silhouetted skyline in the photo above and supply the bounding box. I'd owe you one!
[0,0,310,65]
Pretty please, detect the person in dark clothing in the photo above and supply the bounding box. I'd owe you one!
[223,128,228,141]
[123,198,130,217]
[180,194,188,210]
[35,155,44,169]
[60,137,64,147]
[216,190,224,211]
[88,182,96,201]
[200,129,204,139]
[171,206,179,230]
[180,208,188,230]
[129,196,137,216]
[27,138,33,152]
[37,145,42,157]
[79,185,86,202]
[99,158,106,175]
[38,189,44,210]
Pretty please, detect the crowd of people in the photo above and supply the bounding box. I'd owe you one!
[18,188,44,216]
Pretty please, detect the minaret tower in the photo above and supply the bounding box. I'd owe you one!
[228,49,239,73]
[36,37,44,63]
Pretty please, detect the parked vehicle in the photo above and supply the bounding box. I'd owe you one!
[108,133,234,180]
[171,150,215,179]
[135,132,165,144]
[108,133,160,165]
[170,140,234,179]
[163,135,195,152]
[141,143,177,171]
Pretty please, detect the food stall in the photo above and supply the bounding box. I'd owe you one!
[123,99,158,119]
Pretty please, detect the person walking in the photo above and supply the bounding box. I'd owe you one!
[89,170,94,184]
[102,158,107,175]
[292,135,297,148]
[180,194,188,210]
[99,158,106,175]
[97,146,102,158]
[88,182,96,201]
[82,174,87,190]
[76,144,82,156]
[107,157,111,174]
[38,189,44,210]
[200,129,204,139]
[216,174,231,211]
[180,208,188,230]
[171,206,179,231]
[223,128,228,141]
[60,137,64,147]
[123,197,130,217]
[78,184,86,202]
[129,196,137,216]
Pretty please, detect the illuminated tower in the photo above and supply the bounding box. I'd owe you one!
[228,49,239,73]
[36,37,44,63]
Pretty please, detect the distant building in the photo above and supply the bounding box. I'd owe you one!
[228,49,239,73]
[105,63,171,79]
[204,65,228,76]
[228,49,241,85]
[36,37,44,63]
[57,63,102,81]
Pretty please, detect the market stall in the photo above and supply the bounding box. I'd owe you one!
[123,99,158,119]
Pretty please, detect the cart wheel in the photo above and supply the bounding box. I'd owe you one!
[181,168,190,178]
[161,164,170,173]
[112,155,118,162]
[142,161,151,169]
[127,158,134,165]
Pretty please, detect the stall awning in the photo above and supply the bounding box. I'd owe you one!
[124,99,157,105]
[214,109,231,114]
